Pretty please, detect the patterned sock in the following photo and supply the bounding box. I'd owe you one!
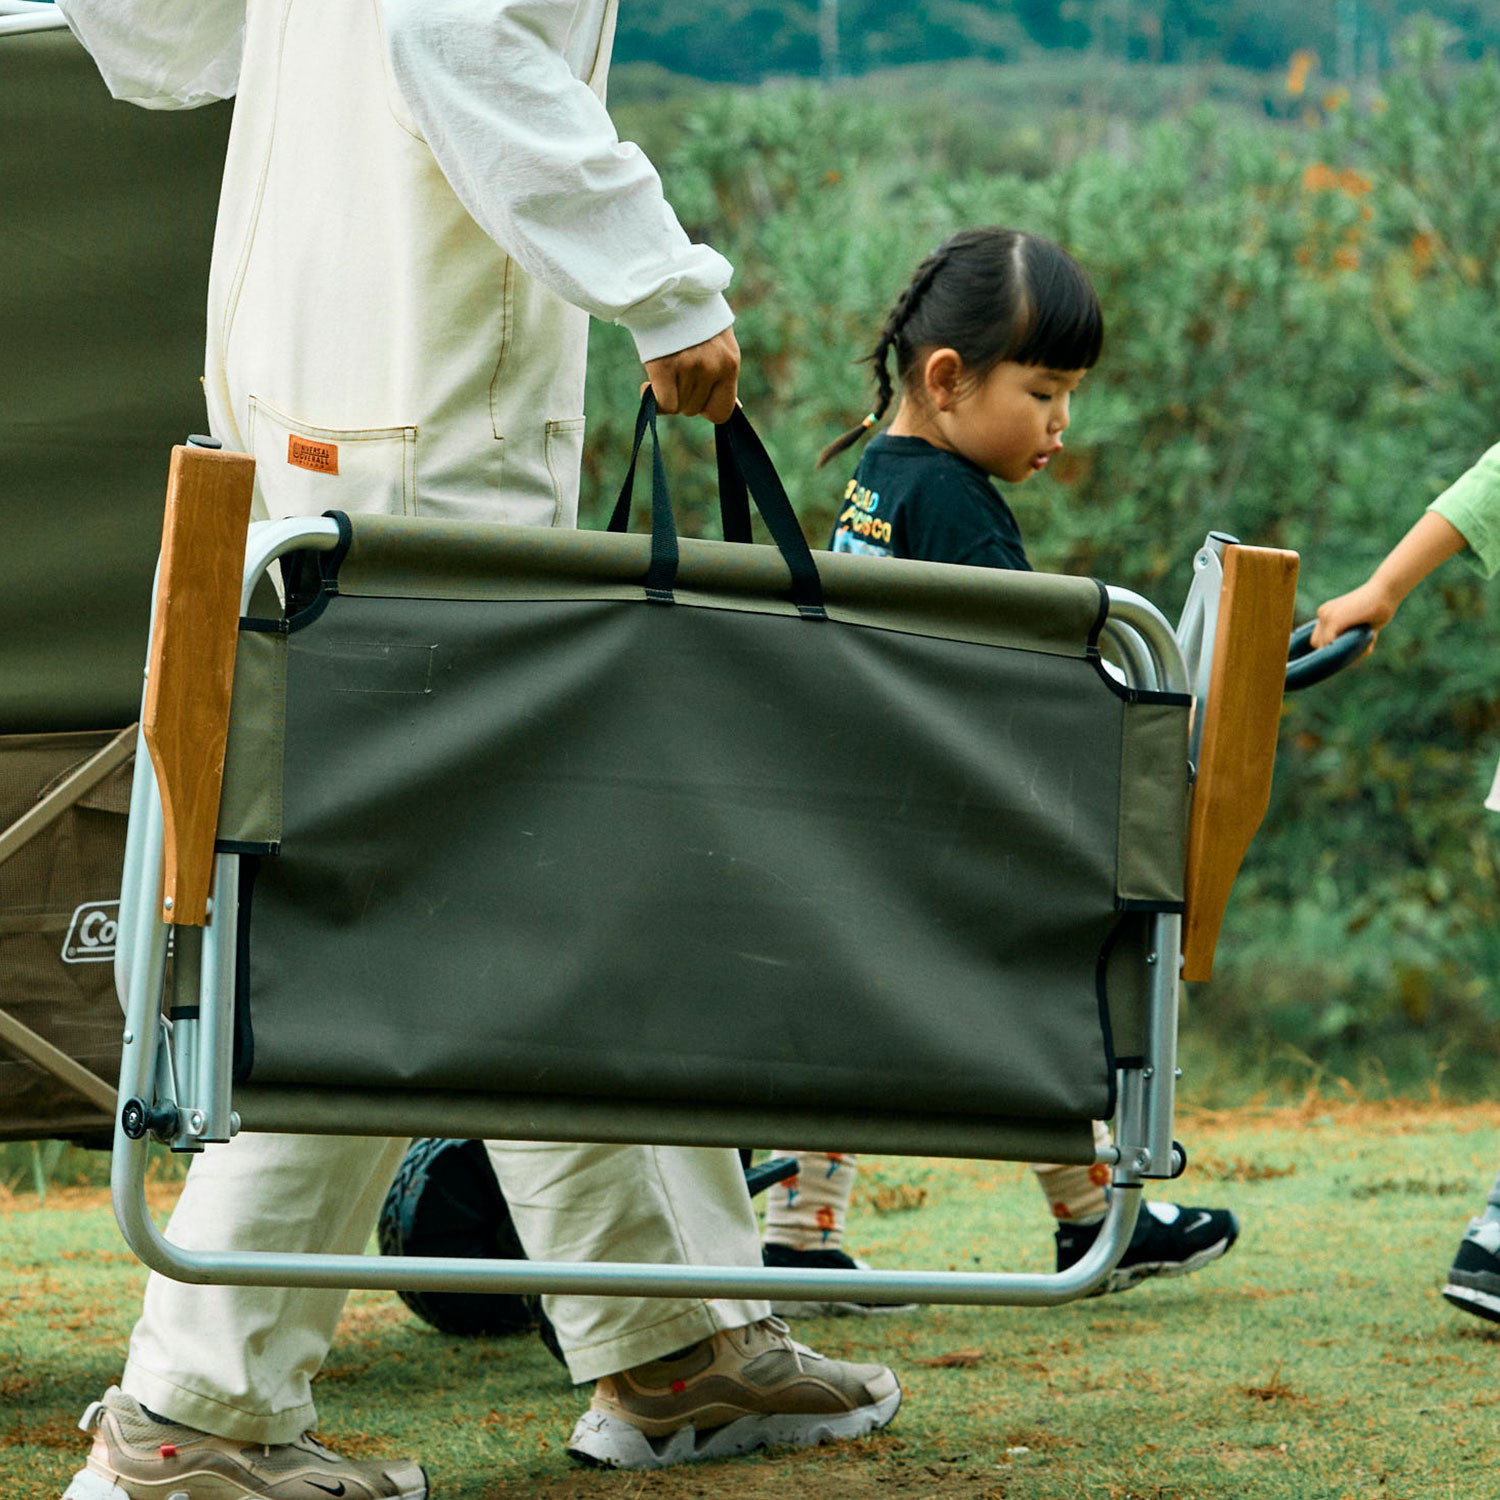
[761,1150,859,1250]
[1031,1120,1114,1225]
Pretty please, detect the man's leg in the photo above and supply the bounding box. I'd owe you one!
[482,1141,768,1381]
[65,1132,426,1500]
[486,1142,900,1470]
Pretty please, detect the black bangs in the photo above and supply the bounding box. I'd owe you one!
[818,226,1104,467]
[1009,238,1104,371]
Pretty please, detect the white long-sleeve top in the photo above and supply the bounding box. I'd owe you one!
[54,0,730,524]
[55,0,733,361]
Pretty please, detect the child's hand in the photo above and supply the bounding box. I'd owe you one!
[1311,580,1394,652]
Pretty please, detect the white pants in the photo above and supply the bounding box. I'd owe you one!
[121,1133,769,1444]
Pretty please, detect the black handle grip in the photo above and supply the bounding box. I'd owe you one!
[608,391,825,618]
[1285,619,1374,691]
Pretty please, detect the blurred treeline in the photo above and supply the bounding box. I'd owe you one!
[581,26,1500,1096]
[614,0,1500,81]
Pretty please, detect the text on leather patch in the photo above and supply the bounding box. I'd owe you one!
[287,433,339,475]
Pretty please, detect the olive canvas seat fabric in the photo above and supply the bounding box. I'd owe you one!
[0,26,230,734]
[223,514,1189,1139]
[0,26,229,1139]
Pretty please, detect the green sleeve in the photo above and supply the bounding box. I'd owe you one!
[1430,443,1500,579]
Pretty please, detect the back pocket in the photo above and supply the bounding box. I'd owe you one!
[249,395,416,519]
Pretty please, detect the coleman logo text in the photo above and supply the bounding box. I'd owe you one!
[63,901,119,964]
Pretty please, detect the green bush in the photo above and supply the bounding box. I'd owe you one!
[584,37,1500,1093]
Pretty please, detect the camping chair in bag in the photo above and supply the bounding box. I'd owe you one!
[106,397,1309,1311]
[0,10,230,1146]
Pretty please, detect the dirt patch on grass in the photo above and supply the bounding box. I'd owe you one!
[2,1412,83,1452]
[1181,1095,1496,1138]
[336,1298,411,1341]
[1,1181,182,1217]
[1350,1175,1471,1199]
[476,1442,1019,1500]
[1192,1153,1297,1183]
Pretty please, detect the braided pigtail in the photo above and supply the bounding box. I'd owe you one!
[816,249,948,470]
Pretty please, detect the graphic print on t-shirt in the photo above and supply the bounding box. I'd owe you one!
[830,476,894,557]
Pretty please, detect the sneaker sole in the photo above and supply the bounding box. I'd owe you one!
[1442,1280,1500,1324]
[61,1463,427,1500]
[770,1299,917,1318]
[1096,1235,1236,1296]
[61,1473,130,1500]
[566,1387,902,1470]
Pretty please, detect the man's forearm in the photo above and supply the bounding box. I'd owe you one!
[381,0,734,361]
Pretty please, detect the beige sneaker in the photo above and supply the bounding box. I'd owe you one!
[565,1316,901,1469]
[60,1387,427,1500]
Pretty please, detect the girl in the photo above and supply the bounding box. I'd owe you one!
[821,224,1099,568]
[762,227,1239,1311]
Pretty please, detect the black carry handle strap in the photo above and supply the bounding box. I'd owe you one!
[718,407,826,618]
[607,390,677,599]
[715,422,753,544]
[608,393,753,545]
[608,391,826,619]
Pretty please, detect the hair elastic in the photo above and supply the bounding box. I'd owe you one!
[860,413,877,429]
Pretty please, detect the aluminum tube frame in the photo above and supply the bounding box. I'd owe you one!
[1173,532,1233,771]
[111,527,1179,1305]
[111,1140,1141,1305]
[113,519,343,1153]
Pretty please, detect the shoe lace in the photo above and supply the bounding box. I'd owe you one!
[755,1316,819,1370]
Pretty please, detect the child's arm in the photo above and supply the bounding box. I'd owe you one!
[1310,511,1466,648]
[1311,442,1500,650]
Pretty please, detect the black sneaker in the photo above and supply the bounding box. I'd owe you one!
[761,1244,917,1318]
[1442,1217,1500,1323]
[1056,1200,1240,1295]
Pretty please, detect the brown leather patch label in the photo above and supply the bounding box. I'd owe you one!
[287,433,339,475]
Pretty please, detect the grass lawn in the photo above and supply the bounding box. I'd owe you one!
[4,1098,1500,1500]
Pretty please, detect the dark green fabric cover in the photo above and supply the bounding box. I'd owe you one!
[233,519,1189,1128]
[0,732,131,1141]
[0,29,230,732]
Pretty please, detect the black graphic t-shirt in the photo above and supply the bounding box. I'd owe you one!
[827,433,1031,572]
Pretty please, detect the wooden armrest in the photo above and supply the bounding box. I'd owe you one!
[1181,543,1299,982]
[141,444,255,926]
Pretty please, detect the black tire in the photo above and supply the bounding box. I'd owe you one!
[377,1137,540,1338]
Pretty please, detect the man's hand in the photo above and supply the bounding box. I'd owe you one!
[644,327,740,424]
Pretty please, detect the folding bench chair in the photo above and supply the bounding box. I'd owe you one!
[0,9,230,1147]
[99,392,1363,1315]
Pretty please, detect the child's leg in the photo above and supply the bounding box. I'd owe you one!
[1030,1120,1114,1224]
[1042,1121,1240,1295]
[761,1151,859,1251]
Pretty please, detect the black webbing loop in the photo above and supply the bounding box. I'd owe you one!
[715,423,753,544]
[607,391,678,600]
[720,406,826,619]
[608,396,751,545]
[607,391,826,619]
